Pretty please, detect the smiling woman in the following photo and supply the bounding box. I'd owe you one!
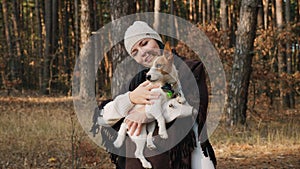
[96,21,217,169]
[130,38,161,67]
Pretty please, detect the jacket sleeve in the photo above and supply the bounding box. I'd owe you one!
[102,92,134,126]
[100,69,148,126]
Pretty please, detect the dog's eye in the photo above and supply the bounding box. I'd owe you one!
[156,64,162,68]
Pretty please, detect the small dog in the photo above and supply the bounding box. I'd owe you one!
[113,42,189,168]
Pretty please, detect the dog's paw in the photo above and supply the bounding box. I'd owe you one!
[147,142,157,150]
[159,131,168,139]
[141,160,152,169]
[113,139,123,148]
[146,139,157,150]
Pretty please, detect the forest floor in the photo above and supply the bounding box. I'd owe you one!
[0,91,299,169]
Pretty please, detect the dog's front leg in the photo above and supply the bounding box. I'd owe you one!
[146,121,156,149]
[113,122,127,148]
[157,115,168,139]
[147,99,168,139]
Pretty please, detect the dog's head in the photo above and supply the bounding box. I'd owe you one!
[146,42,175,84]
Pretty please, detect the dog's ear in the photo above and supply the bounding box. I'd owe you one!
[163,42,173,61]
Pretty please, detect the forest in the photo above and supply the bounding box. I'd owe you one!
[0,0,299,168]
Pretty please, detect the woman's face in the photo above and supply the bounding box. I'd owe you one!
[130,38,161,68]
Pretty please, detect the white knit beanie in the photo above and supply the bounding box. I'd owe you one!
[124,21,163,56]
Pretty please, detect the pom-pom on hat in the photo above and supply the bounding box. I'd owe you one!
[124,21,162,56]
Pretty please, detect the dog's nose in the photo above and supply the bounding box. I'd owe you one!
[146,75,151,80]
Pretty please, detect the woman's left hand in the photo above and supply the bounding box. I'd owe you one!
[125,119,142,136]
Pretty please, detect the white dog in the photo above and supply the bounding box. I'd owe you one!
[113,43,195,168]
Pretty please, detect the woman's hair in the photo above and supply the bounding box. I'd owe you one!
[155,39,165,50]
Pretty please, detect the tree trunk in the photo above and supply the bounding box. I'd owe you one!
[110,0,135,66]
[2,0,15,83]
[189,0,193,21]
[262,0,269,29]
[275,0,288,107]
[226,0,259,126]
[60,0,70,95]
[275,0,283,28]
[153,0,161,31]
[143,0,149,12]
[109,0,135,95]
[192,0,197,23]
[12,0,23,90]
[220,0,229,48]
[79,0,95,99]
[49,0,58,94]
[228,1,238,47]
[211,0,216,22]
[202,0,206,25]
[297,0,300,22]
[198,0,202,23]
[285,0,295,108]
[42,0,52,94]
[271,0,276,27]
[257,0,264,28]
[74,0,79,58]
[285,0,291,23]
[35,0,43,91]
[207,0,212,23]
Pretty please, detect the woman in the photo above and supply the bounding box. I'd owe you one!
[98,21,216,169]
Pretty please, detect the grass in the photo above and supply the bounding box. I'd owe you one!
[0,94,299,168]
[0,96,113,168]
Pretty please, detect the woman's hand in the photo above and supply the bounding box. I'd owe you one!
[125,119,142,136]
[127,81,160,136]
[129,81,160,105]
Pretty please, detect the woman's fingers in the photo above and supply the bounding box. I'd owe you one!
[146,83,160,91]
[135,123,142,136]
[125,120,143,136]
[148,92,160,100]
[129,122,137,136]
[130,80,161,105]
[125,119,133,129]
[141,80,150,87]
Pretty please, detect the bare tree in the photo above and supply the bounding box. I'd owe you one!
[220,0,229,47]
[275,0,288,107]
[43,0,52,94]
[12,0,23,85]
[257,0,264,28]
[202,0,207,25]
[79,0,95,99]
[207,0,212,22]
[109,0,136,95]
[110,0,134,67]
[35,0,43,90]
[226,0,259,125]
[262,0,269,29]
[153,0,161,31]
[284,0,295,108]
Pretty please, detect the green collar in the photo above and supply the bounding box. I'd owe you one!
[161,83,176,99]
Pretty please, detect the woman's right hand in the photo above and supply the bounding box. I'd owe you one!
[127,81,160,136]
[129,81,160,105]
